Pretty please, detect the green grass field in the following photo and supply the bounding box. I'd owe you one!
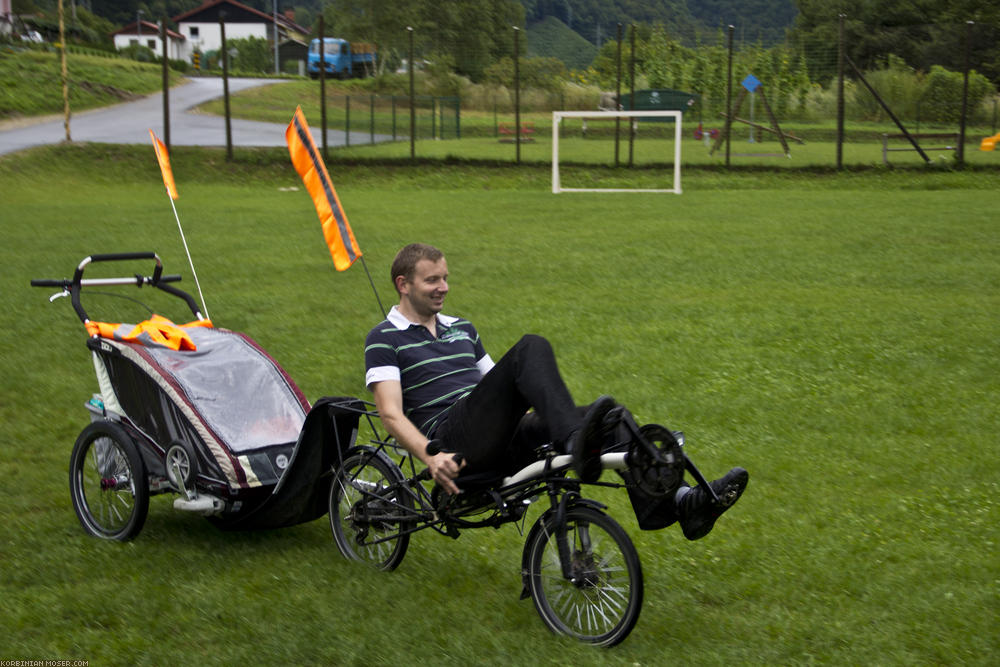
[0,49,172,120]
[2,144,998,664]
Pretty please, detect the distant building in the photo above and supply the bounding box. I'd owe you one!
[111,20,186,60]
[1,0,11,38]
[172,0,308,64]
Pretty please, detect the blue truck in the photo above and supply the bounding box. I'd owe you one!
[308,38,376,79]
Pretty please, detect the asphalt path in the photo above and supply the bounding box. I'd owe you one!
[0,77,392,156]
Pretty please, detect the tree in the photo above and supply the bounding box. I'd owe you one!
[319,0,523,81]
[791,0,1000,86]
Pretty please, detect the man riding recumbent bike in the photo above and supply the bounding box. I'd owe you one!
[328,397,747,647]
[332,243,749,647]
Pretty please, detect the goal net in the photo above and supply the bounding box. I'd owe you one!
[551,110,683,194]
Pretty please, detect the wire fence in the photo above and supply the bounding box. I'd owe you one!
[216,14,1000,169]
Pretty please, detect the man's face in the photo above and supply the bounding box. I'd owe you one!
[400,257,449,318]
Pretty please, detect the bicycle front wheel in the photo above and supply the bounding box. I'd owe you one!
[524,505,643,646]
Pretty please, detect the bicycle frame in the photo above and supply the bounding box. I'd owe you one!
[325,398,722,646]
[326,398,709,547]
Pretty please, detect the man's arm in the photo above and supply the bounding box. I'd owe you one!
[371,379,465,495]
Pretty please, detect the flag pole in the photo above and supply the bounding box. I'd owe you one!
[359,255,386,318]
[166,193,210,321]
[150,130,210,321]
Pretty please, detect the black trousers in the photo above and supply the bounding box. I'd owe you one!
[432,334,590,476]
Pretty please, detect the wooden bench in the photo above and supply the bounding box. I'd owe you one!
[881,132,958,165]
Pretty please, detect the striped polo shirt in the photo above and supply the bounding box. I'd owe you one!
[365,306,495,435]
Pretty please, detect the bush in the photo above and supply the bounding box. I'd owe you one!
[484,56,568,93]
[846,55,921,122]
[919,65,996,123]
[118,43,157,63]
[227,36,274,74]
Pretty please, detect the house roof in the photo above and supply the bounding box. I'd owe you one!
[111,19,185,40]
[172,0,308,34]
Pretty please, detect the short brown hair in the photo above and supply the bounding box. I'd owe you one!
[390,243,444,293]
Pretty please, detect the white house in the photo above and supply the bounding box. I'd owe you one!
[111,20,186,60]
[172,0,308,63]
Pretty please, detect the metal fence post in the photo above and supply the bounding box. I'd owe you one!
[161,19,169,149]
[319,15,327,159]
[514,25,521,165]
[615,23,622,166]
[836,14,844,170]
[408,26,415,159]
[958,20,973,166]
[628,25,635,167]
[725,25,733,169]
[220,12,232,160]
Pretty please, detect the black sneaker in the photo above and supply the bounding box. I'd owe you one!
[677,467,748,540]
[571,396,617,483]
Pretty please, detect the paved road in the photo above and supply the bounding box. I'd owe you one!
[0,77,391,155]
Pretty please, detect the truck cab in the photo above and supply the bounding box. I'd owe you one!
[308,38,376,79]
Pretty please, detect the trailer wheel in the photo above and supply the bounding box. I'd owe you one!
[69,421,149,541]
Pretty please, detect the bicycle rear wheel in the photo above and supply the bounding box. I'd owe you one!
[329,446,413,571]
[524,505,643,646]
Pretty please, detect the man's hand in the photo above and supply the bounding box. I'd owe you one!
[372,380,466,494]
[428,451,465,495]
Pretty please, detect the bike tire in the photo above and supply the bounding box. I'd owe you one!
[69,420,149,541]
[524,505,643,646]
[329,446,413,571]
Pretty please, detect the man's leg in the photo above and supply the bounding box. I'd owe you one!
[434,334,596,474]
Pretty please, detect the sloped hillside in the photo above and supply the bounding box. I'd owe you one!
[525,16,598,70]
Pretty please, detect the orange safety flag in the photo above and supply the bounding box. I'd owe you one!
[85,314,213,351]
[149,130,179,200]
[285,106,362,271]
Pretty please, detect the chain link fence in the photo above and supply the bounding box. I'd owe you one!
[208,13,999,169]
[360,17,999,168]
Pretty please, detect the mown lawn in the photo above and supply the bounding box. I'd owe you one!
[1,145,997,664]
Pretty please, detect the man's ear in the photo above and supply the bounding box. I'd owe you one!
[395,274,409,295]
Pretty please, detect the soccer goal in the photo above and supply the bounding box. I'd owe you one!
[551,110,683,194]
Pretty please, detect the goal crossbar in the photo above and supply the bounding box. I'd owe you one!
[552,110,683,194]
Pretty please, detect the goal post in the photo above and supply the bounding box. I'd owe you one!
[551,110,683,194]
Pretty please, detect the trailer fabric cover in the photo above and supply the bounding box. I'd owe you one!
[97,326,309,490]
[140,326,308,453]
[213,396,363,530]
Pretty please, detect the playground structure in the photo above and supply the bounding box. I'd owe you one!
[981,133,1000,151]
[711,75,802,158]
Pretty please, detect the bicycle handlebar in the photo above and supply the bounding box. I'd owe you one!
[426,440,464,466]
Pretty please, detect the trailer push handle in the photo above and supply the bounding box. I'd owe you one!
[31,252,202,324]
